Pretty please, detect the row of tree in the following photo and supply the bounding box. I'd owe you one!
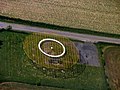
[0,25,12,31]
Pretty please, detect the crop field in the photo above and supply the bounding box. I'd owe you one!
[0,0,120,34]
[104,46,120,90]
[0,30,108,90]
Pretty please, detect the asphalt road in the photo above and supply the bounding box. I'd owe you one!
[0,22,120,44]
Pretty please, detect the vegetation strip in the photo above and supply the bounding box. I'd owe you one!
[0,15,120,39]
[95,42,120,90]
[0,82,70,90]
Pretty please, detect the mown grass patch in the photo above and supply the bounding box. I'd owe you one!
[23,33,79,69]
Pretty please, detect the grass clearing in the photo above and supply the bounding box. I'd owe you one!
[0,31,108,90]
[0,0,120,34]
[23,33,79,69]
[104,46,120,90]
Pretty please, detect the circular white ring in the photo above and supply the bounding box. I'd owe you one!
[38,38,66,58]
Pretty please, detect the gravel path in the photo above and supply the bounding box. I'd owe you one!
[74,42,100,67]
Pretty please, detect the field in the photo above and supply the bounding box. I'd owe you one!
[0,0,120,34]
[104,46,120,90]
[23,33,79,69]
[0,30,108,90]
[0,82,70,90]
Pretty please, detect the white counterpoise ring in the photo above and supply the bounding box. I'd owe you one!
[38,38,66,58]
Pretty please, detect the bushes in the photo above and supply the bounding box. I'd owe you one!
[0,40,3,49]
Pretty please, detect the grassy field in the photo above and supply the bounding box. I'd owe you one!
[0,0,120,34]
[104,46,120,90]
[0,82,70,90]
[0,30,108,90]
[23,33,79,69]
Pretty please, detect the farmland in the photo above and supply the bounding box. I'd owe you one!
[104,46,120,90]
[0,30,108,90]
[0,0,120,34]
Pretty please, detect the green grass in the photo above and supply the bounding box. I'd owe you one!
[95,42,120,65]
[23,32,79,69]
[95,42,120,90]
[0,82,70,90]
[0,31,108,90]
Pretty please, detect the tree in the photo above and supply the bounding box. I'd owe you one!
[6,25,12,30]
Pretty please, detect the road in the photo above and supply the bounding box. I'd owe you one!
[0,22,120,44]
